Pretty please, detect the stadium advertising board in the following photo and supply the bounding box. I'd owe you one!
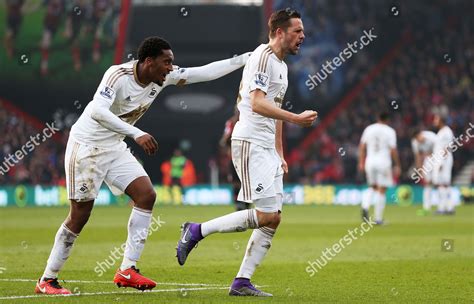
[282,185,467,206]
[0,185,471,207]
[0,185,233,207]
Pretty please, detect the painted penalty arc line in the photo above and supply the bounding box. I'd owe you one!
[0,286,230,300]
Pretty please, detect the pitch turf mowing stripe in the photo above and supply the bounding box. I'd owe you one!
[0,286,230,300]
[0,278,228,287]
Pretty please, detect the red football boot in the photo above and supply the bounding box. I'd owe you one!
[113,266,156,291]
[35,278,71,295]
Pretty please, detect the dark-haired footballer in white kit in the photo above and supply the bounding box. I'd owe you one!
[36,36,250,295]
[177,9,318,297]
[412,130,437,215]
[432,114,455,214]
[358,113,400,225]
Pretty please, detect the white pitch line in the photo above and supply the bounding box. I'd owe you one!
[0,286,229,300]
[0,278,227,287]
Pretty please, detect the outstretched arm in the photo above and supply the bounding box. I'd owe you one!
[165,52,251,87]
[185,52,252,84]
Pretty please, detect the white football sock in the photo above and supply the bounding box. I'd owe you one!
[201,209,258,237]
[438,187,452,212]
[446,187,455,212]
[437,187,447,212]
[423,186,432,211]
[120,207,152,271]
[361,187,374,210]
[374,191,386,222]
[236,226,275,279]
[41,223,78,280]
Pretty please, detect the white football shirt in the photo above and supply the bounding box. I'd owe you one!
[70,60,189,147]
[360,123,397,167]
[412,130,437,154]
[434,125,454,161]
[232,44,288,148]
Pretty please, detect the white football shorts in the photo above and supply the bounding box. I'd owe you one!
[365,162,393,188]
[231,140,283,206]
[65,136,148,202]
[432,155,453,185]
[421,157,434,183]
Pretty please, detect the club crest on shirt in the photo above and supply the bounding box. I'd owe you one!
[100,86,114,99]
[255,183,264,194]
[254,72,269,87]
[148,87,157,98]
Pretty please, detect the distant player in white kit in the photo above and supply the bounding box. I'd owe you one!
[432,114,455,215]
[358,112,401,225]
[176,9,317,297]
[411,129,438,215]
[35,36,251,295]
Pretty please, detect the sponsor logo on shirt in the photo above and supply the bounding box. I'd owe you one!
[274,85,287,106]
[254,72,269,87]
[100,86,115,99]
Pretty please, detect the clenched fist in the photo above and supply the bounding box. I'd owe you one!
[135,133,159,155]
[294,110,318,127]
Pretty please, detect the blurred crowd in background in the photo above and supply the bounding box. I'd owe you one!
[277,0,473,184]
[0,100,67,185]
[1,0,472,186]
[4,0,121,75]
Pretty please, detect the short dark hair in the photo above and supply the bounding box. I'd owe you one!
[137,36,172,63]
[435,112,447,123]
[378,112,389,122]
[411,128,423,138]
[268,8,301,38]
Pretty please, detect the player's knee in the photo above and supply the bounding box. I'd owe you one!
[70,201,93,220]
[139,189,156,208]
[77,208,92,223]
[275,212,282,223]
[67,212,90,227]
[271,212,281,227]
[257,212,280,227]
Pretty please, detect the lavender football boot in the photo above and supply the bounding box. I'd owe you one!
[176,222,203,266]
[229,278,272,297]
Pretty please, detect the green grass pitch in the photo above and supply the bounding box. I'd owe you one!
[0,205,472,303]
